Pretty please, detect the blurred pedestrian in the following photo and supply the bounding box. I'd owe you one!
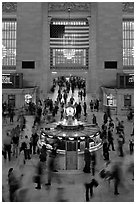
[117,133,125,157]
[83,101,87,116]
[115,117,120,134]
[90,100,94,112]
[108,127,115,151]
[83,148,90,173]
[92,114,97,125]
[8,168,22,201]
[103,112,108,124]
[3,132,12,162]
[129,134,134,155]
[103,138,109,161]
[84,178,99,201]
[9,108,15,123]
[12,134,19,158]
[45,143,58,185]
[112,163,122,195]
[90,152,96,176]
[34,160,44,189]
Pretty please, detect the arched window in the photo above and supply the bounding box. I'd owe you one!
[123,19,134,67]
[2,18,17,69]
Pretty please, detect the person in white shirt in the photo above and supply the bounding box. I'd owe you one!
[22,135,31,160]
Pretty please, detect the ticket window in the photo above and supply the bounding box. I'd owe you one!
[8,95,15,108]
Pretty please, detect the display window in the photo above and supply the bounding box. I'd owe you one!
[106,94,117,106]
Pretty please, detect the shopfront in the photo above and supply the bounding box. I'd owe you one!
[101,87,117,115]
[2,87,37,110]
[101,86,134,115]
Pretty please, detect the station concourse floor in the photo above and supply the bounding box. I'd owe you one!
[2,89,134,202]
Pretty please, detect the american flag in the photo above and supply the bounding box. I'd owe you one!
[50,20,89,48]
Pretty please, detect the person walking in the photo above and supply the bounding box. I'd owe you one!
[34,160,44,189]
[90,151,96,176]
[90,100,94,112]
[8,168,22,201]
[45,143,58,186]
[117,133,125,157]
[112,163,121,195]
[80,90,83,101]
[12,134,19,158]
[77,102,82,120]
[83,148,91,173]
[23,135,31,160]
[31,132,38,154]
[9,108,15,123]
[92,114,97,125]
[103,138,109,161]
[108,127,115,151]
[103,112,108,124]
[96,99,99,112]
[3,132,12,162]
[83,88,86,101]
[60,105,64,120]
[118,121,124,135]
[129,134,134,155]
[83,101,87,117]
[84,178,99,201]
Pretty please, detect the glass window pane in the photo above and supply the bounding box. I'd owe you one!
[123,20,134,67]
[2,19,16,68]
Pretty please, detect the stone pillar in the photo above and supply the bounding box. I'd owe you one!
[41,2,51,99]
[87,3,98,98]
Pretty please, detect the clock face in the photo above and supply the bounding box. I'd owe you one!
[65,106,75,116]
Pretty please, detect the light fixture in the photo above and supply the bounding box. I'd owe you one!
[48,135,53,138]
[62,7,75,60]
[69,137,74,140]
[80,137,85,140]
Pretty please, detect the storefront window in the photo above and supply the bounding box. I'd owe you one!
[106,94,117,106]
[25,94,32,104]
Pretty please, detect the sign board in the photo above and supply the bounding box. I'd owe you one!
[2,74,14,88]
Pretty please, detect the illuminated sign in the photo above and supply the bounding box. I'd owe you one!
[25,94,32,104]
[2,75,12,84]
[128,75,134,83]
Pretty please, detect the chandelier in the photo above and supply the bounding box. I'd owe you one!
[63,49,75,60]
[62,7,75,60]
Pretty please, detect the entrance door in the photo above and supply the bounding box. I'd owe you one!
[66,139,78,170]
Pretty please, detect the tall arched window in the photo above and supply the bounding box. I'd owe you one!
[123,19,134,67]
[2,18,17,69]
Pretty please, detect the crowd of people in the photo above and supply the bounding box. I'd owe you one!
[50,76,86,93]
[2,78,134,202]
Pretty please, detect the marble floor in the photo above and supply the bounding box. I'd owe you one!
[2,89,134,202]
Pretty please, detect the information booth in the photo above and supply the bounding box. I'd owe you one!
[38,105,102,170]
